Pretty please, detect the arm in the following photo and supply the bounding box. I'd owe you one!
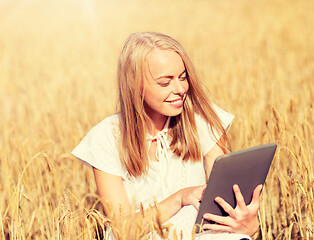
[202,141,261,236]
[93,167,130,218]
[203,142,225,180]
[93,167,205,230]
[93,139,226,224]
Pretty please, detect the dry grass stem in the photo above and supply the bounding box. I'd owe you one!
[0,0,313,239]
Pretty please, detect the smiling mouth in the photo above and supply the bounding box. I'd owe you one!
[168,99,182,104]
[166,98,184,107]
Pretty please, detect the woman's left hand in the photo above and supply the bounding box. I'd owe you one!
[202,184,263,236]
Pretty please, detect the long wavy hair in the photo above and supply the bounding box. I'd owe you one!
[117,32,229,178]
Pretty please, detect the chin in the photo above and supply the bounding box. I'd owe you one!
[165,108,184,117]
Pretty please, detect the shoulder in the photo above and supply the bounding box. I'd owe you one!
[72,113,124,176]
[194,103,234,155]
[86,113,121,142]
[73,113,121,150]
[211,103,235,128]
[90,113,120,133]
[195,103,235,129]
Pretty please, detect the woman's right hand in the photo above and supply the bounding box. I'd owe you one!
[93,167,206,226]
[178,185,206,210]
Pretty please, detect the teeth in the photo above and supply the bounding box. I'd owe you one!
[170,99,181,104]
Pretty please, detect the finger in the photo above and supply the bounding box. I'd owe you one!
[200,184,206,199]
[214,196,237,218]
[233,184,246,209]
[193,200,201,210]
[202,224,232,233]
[250,184,263,206]
[202,222,233,233]
[195,185,206,200]
[203,213,234,227]
[190,196,201,210]
[200,184,206,191]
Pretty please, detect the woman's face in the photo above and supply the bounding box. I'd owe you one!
[143,48,189,124]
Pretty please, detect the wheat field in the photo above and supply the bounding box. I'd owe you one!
[0,0,313,239]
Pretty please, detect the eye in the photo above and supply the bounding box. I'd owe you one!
[179,72,187,80]
[158,81,171,87]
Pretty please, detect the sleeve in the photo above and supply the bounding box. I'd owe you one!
[71,121,124,177]
[196,103,235,156]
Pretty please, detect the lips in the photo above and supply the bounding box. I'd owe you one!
[166,98,184,107]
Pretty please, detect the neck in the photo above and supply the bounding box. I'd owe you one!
[146,115,167,136]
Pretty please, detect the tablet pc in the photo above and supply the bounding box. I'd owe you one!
[195,143,277,233]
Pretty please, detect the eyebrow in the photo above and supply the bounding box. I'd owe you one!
[155,70,186,81]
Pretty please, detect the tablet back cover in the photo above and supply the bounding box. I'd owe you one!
[195,143,277,232]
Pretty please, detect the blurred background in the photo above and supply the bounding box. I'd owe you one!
[0,0,313,239]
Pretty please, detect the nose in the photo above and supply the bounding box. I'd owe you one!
[172,78,186,95]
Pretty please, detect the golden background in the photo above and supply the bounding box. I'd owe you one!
[0,0,313,239]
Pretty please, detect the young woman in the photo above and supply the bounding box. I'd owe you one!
[72,32,262,239]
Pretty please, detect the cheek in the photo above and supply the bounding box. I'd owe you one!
[184,81,189,92]
[144,90,163,106]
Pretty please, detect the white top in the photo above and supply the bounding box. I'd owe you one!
[72,104,251,240]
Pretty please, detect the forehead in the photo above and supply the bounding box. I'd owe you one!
[145,49,185,78]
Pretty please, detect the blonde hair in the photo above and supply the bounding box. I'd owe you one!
[117,32,229,178]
